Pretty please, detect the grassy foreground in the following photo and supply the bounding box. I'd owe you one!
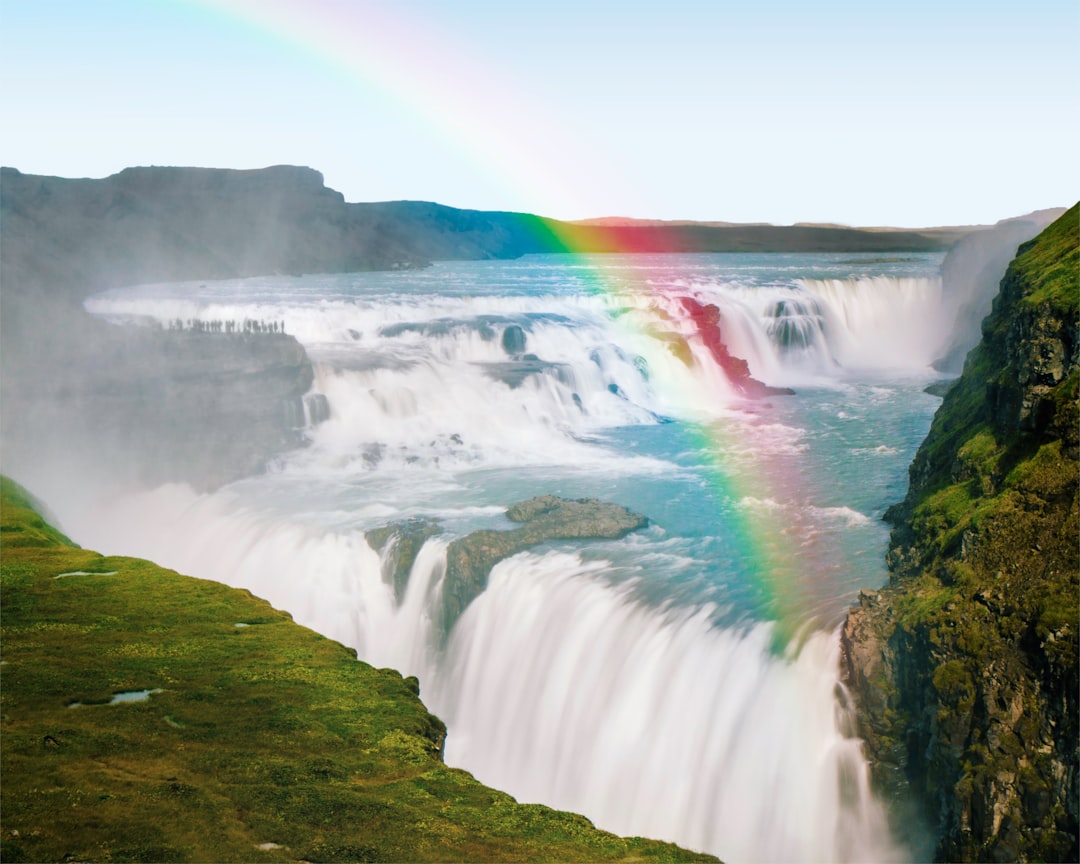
[0,477,716,863]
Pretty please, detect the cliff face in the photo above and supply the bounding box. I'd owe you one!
[0,167,343,492]
[841,206,1079,861]
[1,324,315,492]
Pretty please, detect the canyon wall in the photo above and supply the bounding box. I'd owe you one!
[842,205,1078,861]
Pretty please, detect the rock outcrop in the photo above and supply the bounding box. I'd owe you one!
[366,518,442,604]
[1,321,315,492]
[440,496,648,635]
[841,206,1079,861]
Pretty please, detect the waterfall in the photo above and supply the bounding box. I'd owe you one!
[433,551,904,863]
[796,276,948,371]
[55,255,945,862]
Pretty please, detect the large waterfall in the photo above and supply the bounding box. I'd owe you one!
[50,252,950,861]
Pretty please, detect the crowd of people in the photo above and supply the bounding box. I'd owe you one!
[166,318,286,335]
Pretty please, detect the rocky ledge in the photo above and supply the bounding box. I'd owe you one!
[440,496,648,636]
[840,206,1078,861]
[1,317,316,492]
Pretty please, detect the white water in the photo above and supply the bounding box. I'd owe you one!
[52,253,952,861]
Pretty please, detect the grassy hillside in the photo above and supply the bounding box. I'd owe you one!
[0,476,716,863]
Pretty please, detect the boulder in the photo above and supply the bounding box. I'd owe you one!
[501,324,527,355]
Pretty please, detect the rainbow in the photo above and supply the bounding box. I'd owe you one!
[181,0,608,220]
[181,0,823,648]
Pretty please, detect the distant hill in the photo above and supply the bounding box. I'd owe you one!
[570,216,769,228]
[1,164,964,309]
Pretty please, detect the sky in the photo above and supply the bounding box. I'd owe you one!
[1,0,1077,226]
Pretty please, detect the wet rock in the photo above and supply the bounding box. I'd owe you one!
[304,392,331,426]
[440,496,647,636]
[679,296,795,398]
[501,324,527,355]
[366,518,441,603]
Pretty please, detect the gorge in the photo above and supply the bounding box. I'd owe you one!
[1,166,1075,862]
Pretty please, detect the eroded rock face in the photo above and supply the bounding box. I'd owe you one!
[841,206,1079,862]
[440,496,648,636]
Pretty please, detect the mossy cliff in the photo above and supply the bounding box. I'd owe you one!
[841,206,1079,861]
[0,477,716,863]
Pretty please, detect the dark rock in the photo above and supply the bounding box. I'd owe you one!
[480,359,571,389]
[366,518,441,604]
[501,324,527,355]
[304,392,331,426]
[440,496,647,637]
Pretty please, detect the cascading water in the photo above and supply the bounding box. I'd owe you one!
[53,252,952,862]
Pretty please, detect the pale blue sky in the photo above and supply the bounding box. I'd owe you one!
[1,0,1076,225]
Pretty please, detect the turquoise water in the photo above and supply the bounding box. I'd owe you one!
[74,252,951,861]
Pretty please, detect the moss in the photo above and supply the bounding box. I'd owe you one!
[0,476,75,548]
[0,477,717,863]
[894,574,957,628]
[1012,204,1079,313]
[933,661,974,705]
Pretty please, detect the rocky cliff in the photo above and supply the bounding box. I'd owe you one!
[1,322,315,492]
[841,205,1079,861]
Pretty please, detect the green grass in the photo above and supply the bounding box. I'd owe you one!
[0,477,717,863]
[1012,204,1079,312]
